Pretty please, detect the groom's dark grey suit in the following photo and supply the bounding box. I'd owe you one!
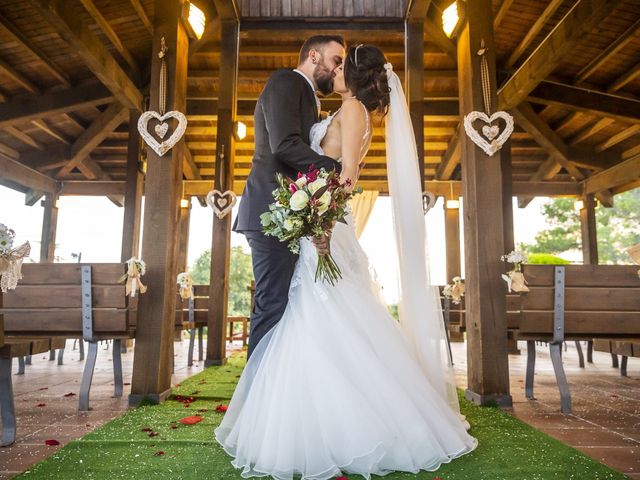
[234,68,341,358]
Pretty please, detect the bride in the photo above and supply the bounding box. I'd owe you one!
[215,44,477,480]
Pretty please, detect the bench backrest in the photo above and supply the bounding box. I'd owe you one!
[175,283,255,328]
[519,264,640,338]
[1,263,135,339]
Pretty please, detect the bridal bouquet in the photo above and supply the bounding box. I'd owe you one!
[260,166,360,285]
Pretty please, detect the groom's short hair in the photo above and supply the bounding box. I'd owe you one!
[298,35,346,65]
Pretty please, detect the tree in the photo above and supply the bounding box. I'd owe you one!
[521,188,640,264]
[190,247,254,316]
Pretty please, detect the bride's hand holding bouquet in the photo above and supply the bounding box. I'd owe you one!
[260,165,361,285]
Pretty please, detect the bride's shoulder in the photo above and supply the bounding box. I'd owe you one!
[340,98,367,118]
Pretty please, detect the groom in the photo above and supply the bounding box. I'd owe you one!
[234,35,346,357]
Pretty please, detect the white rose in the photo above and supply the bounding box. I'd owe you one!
[295,177,307,188]
[283,218,294,231]
[308,178,327,195]
[317,191,332,215]
[289,190,309,211]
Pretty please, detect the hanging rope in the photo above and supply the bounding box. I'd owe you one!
[478,39,492,116]
[158,37,168,116]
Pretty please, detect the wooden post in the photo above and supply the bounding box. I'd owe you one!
[130,0,188,406]
[580,194,598,265]
[405,20,425,186]
[175,202,191,274]
[39,192,58,262]
[121,110,144,261]
[444,201,464,342]
[206,13,239,367]
[458,0,512,407]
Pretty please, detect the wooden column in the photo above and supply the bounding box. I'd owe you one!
[405,19,425,186]
[121,110,144,261]
[175,202,191,274]
[130,0,187,406]
[444,201,464,342]
[206,12,239,367]
[580,194,598,265]
[458,0,512,407]
[39,192,58,262]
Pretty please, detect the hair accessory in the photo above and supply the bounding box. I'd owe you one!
[353,44,364,67]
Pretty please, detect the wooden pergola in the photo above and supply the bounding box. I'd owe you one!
[0,0,639,407]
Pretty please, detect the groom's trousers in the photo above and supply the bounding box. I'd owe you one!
[244,230,298,358]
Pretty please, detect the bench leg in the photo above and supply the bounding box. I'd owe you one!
[620,356,628,377]
[57,348,65,366]
[0,357,16,447]
[587,341,593,363]
[79,340,85,361]
[79,342,98,411]
[17,357,25,375]
[575,341,585,368]
[525,341,536,400]
[25,355,31,365]
[611,354,619,368]
[549,343,572,414]
[198,326,204,362]
[112,340,123,397]
[49,350,56,361]
[120,342,127,354]
[188,328,195,367]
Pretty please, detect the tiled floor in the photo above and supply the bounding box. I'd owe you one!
[0,339,638,479]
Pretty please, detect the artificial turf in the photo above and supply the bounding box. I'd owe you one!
[17,354,627,480]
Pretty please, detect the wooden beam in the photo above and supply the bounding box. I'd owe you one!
[58,180,126,196]
[435,124,461,179]
[239,18,404,32]
[129,0,152,35]
[493,0,515,29]
[58,104,128,176]
[78,0,140,78]
[121,111,144,260]
[423,18,457,63]
[608,60,640,93]
[0,12,70,86]
[130,0,188,406]
[595,125,640,152]
[579,194,598,264]
[575,18,640,83]
[569,117,614,145]
[582,155,640,194]
[527,81,640,124]
[206,6,239,367]
[404,0,431,20]
[498,0,622,110]
[0,155,57,192]
[39,192,59,262]
[3,127,44,150]
[0,58,39,94]
[505,0,564,69]
[406,18,425,185]
[458,0,511,407]
[188,16,221,58]
[443,202,461,282]
[182,148,201,180]
[27,0,142,109]
[0,84,113,129]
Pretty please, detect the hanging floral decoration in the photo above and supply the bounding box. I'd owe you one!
[501,250,530,293]
[0,224,30,293]
[177,271,194,300]
[463,39,514,156]
[443,276,465,305]
[137,36,187,157]
[119,257,147,297]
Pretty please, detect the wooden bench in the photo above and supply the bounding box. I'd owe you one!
[0,263,136,412]
[592,339,640,376]
[515,264,640,413]
[175,284,252,366]
[0,303,69,446]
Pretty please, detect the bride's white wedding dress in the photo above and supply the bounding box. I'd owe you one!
[215,103,477,480]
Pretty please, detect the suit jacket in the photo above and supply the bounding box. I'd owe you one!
[234,69,341,232]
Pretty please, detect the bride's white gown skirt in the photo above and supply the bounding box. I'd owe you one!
[215,217,477,480]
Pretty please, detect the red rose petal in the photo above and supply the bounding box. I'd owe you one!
[215,405,228,413]
[148,432,159,437]
[38,387,48,391]
[154,451,165,456]
[36,403,46,407]
[179,415,203,425]
[141,427,154,432]
[45,439,60,446]
[63,392,76,397]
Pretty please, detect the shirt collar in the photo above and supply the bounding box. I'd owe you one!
[293,69,317,96]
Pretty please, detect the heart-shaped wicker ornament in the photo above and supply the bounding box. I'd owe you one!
[155,122,169,139]
[206,189,237,219]
[463,111,514,157]
[422,191,437,214]
[138,111,187,156]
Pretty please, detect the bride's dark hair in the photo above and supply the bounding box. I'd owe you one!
[344,44,390,115]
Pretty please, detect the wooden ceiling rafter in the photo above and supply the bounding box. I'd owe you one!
[569,117,615,145]
[582,154,640,195]
[128,0,152,35]
[494,0,515,29]
[435,124,460,180]
[595,124,640,152]
[26,0,143,110]
[607,60,640,93]
[0,154,57,193]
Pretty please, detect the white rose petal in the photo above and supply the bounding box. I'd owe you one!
[295,177,307,188]
[289,190,310,211]
[308,178,327,195]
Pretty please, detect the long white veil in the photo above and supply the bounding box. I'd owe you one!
[384,63,462,415]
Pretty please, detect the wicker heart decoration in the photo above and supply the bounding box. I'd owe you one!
[463,111,514,156]
[422,191,437,214]
[138,110,187,156]
[206,189,237,219]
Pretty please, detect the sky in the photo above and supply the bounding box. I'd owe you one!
[0,185,550,303]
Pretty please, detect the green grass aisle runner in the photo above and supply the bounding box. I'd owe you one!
[18,354,626,480]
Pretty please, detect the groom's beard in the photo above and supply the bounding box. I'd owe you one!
[314,66,334,96]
